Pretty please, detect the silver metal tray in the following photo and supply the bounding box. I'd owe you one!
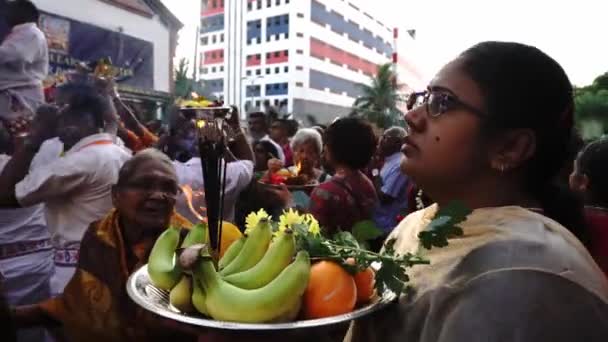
[126,264,397,331]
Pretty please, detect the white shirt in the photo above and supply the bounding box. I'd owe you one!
[0,155,48,245]
[261,135,285,163]
[173,158,254,223]
[0,23,48,91]
[15,133,131,249]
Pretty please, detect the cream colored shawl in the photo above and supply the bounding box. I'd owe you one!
[345,205,608,342]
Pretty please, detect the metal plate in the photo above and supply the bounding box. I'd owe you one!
[126,264,397,331]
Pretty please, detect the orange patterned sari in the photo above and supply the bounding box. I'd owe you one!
[40,209,194,342]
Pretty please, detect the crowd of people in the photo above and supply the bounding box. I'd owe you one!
[0,1,607,342]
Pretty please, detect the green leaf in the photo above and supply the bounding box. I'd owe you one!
[333,231,360,249]
[418,202,471,250]
[352,220,383,243]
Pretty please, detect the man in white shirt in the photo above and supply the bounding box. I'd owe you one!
[0,92,131,296]
[0,129,53,342]
[0,1,48,123]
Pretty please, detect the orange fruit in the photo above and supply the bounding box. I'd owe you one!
[344,258,376,304]
[353,267,375,304]
[303,261,357,319]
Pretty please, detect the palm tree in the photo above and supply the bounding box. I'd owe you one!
[352,63,404,129]
[174,58,192,98]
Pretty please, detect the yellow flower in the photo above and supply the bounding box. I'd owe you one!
[304,214,321,236]
[245,208,270,234]
[278,208,303,232]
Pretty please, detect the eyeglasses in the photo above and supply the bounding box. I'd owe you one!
[120,179,181,197]
[406,87,487,118]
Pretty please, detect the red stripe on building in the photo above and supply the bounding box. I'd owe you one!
[266,50,289,64]
[310,38,377,76]
[202,0,224,16]
[203,49,224,65]
[246,54,261,66]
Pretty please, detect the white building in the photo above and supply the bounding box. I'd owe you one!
[198,0,424,123]
[30,0,182,104]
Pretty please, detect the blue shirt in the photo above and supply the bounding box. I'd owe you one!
[374,152,409,233]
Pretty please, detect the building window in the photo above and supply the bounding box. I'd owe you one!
[247,2,252,10]
[211,66,216,72]
[284,66,289,72]
[296,66,303,70]
[212,35,217,44]
[266,36,271,42]
[275,17,281,25]
[266,52,271,59]
[220,66,224,71]
[297,13,304,18]
[202,67,208,74]
[256,69,261,75]
[296,32,303,37]
[296,49,303,54]
[211,52,216,58]
[220,34,224,42]
[246,70,251,76]
[266,68,271,75]
[212,0,217,8]
[274,99,279,106]
[275,67,279,73]
[276,0,281,5]
[284,32,289,39]
[274,51,280,57]
[201,36,208,45]
[284,16,289,24]
[255,100,261,107]
[257,1,262,9]
[296,82,303,87]
[267,0,271,7]
[286,0,289,3]
[284,50,289,56]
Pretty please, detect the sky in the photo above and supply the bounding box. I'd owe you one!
[162,0,608,87]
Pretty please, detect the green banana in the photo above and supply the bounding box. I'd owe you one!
[269,297,302,323]
[169,275,195,313]
[195,251,311,323]
[219,219,272,276]
[181,223,208,248]
[192,275,209,316]
[148,226,182,290]
[218,236,245,270]
[222,231,296,289]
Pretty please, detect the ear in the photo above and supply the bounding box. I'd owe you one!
[488,129,536,172]
[569,172,589,194]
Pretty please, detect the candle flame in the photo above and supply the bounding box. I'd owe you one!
[294,162,302,176]
[181,185,207,222]
[197,120,206,128]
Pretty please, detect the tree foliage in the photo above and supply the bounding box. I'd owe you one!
[574,72,608,139]
[351,63,405,129]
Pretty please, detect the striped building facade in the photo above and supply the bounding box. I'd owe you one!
[199,0,424,123]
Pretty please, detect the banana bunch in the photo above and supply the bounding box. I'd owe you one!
[146,219,311,323]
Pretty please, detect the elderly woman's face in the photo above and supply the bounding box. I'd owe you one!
[294,141,320,172]
[112,159,179,234]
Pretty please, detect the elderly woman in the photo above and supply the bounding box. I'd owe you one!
[287,128,329,183]
[11,149,198,342]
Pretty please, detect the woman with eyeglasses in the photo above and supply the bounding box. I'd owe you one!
[345,42,608,342]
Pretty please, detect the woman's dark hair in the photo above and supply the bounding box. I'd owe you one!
[325,117,376,170]
[460,41,588,245]
[575,138,608,207]
[254,140,279,160]
[6,1,39,27]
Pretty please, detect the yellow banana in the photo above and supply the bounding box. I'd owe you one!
[192,275,209,316]
[169,275,195,313]
[195,251,311,323]
[269,297,302,323]
[218,236,245,270]
[148,226,182,290]
[181,223,208,248]
[222,231,296,289]
[219,219,272,276]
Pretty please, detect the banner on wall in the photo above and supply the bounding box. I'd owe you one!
[0,9,155,90]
